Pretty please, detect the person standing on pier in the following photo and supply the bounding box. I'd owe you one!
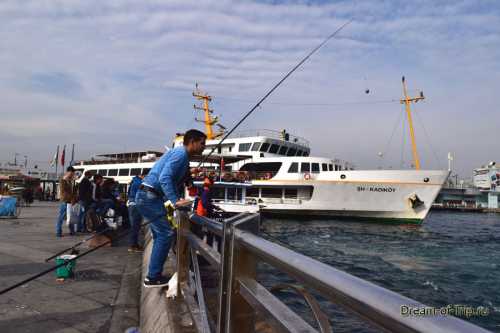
[78,171,93,232]
[56,166,76,237]
[127,171,147,252]
[136,129,206,288]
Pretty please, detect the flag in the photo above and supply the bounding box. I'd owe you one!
[60,145,66,167]
[69,144,75,166]
[50,146,59,167]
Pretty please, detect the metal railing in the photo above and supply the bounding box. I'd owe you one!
[175,211,491,333]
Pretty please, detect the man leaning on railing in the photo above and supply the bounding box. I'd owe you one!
[136,129,206,288]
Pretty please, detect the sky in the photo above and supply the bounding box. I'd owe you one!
[1,0,499,178]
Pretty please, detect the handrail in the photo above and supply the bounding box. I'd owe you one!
[175,212,492,333]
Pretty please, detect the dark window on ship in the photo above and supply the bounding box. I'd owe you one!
[240,162,282,173]
[227,187,237,200]
[296,150,303,156]
[288,162,298,173]
[130,168,141,176]
[108,169,118,176]
[88,170,97,176]
[97,169,108,176]
[303,151,310,157]
[322,163,328,171]
[210,186,225,200]
[218,146,222,154]
[261,187,282,198]
[251,142,261,151]
[335,165,339,171]
[285,188,298,198]
[246,187,259,197]
[269,144,280,154]
[259,142,270,152]
[142,168,151,175]
[312,163,320,173]
[119,168,130,176]
[328,164,333,171]
[278,146,288,155]
[287,148,296,156]
[301,163,310,173]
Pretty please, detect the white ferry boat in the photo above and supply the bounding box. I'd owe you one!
[74,82,449,224]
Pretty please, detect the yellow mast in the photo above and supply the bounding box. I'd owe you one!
[193,84,217,140]
[400,76,424,170]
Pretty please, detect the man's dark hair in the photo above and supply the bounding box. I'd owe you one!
[141,170,149,176]
[93,174,103,181]
[67,166,75,172]
[84,170,92,177]
[183,129,207,145]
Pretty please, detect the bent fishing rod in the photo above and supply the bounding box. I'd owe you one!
[198,19,353,167]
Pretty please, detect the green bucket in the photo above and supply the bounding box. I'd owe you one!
[55,254,77,278]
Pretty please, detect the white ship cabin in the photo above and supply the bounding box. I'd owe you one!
[73,150,163,193]
[191,156,355,205]
[174,129,312,162]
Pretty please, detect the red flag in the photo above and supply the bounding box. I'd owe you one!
[60,145,66,166]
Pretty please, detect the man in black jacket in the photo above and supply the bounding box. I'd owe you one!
[78,171,93,232]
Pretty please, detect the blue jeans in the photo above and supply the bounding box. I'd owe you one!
[136,189,174,279]
[128,204,143,246]
[56,202,75,236]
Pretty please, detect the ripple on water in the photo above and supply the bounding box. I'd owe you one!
[261,211,500,332]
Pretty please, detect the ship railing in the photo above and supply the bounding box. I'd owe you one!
[230,129,310,147]
[175,211,490,333]
[193,171,278,183]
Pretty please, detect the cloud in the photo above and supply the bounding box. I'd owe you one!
[0,0,499,176]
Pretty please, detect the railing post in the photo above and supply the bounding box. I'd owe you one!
[176,210,190,298]
[217,214,259,333]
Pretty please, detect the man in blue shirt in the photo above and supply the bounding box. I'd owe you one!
[127,170,147,252]
[136,129,206,288]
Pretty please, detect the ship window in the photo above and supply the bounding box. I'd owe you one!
[285,188,298,198]
[287,148,296,156]
[296,150,303,156]
[217,146,222,154]
[328,164,333,171]
[142,168,151,175]
[288,162,298,173]
[259,142,270,152]
[301,163,310,173]
[97,169,108,176]
[119,168,130,176]
[251,142,261,151]
[278,146,288,155]
[335,164,339,171]
[261,187,282,198]
[240,162,282,172]
[269,144,280,154]
[322,163,328,171]
[210,186,225,200]
[108,169,118,176]
[88,170,97,176]
[246,187,259,197]
[312,163,320,173]
[130,168,141,176]
[303,151,310,157]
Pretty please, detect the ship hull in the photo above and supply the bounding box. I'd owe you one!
[215,170,449,224]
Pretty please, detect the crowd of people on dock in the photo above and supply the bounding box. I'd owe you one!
[53,129,217,288]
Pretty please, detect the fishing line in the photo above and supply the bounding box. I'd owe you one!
[380,107,404,167]
[198,19,353,166]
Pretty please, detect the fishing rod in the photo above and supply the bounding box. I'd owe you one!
[0,203,194,296]
[198,19,353,166]
[44,225,113,262]
[0,220,150,296]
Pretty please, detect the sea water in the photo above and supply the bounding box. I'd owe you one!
[259,211,500,332]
